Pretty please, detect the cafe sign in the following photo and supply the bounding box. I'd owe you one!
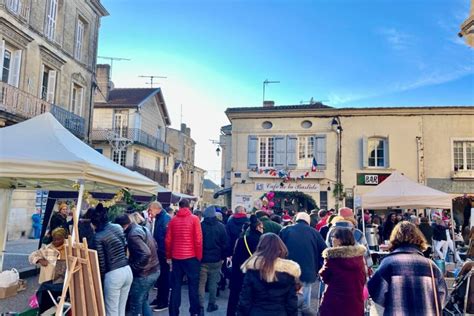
[356,173,391,186]
[255,182,320,192]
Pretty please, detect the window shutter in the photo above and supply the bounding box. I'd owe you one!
[361,136,368,168]
[77,87,83,116]
[46,70,56,103]
[8,50,22,87]
[0,41,5,79]
[247,135,258,169]
[286,135,297,169]
[38,64,44,98]
[384,137,390,168]
[274,135,286,168]
[314,135,327,169]
[75,20,84,61]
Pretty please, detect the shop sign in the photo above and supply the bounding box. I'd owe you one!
[356,173,391,186]
[255,182,320,192]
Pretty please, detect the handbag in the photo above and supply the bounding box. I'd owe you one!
[428,258,440,316]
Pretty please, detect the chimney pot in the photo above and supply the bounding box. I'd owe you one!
[263,100,275,108]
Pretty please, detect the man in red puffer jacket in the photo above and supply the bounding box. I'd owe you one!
[166,198,203,316]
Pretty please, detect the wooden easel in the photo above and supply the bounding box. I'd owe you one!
[54,236,105,316]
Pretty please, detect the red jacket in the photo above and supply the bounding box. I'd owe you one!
[165,208,203,261]
[315,216,329,231]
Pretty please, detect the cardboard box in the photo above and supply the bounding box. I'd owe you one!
[0,282,18,299]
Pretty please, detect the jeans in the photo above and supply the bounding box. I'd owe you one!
[198,261,222,306]
[302,282,314,308]
[129,271,160,316]
[104,265,133,316]
[154,251,170,306]
[169,258,201,316]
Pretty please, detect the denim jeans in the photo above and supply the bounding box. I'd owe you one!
[169,258,201,316]
[104,265,133,316]
[302,282,314,308]
[129,271,160,316]
[198,261,222,306]
[154,251,170,306]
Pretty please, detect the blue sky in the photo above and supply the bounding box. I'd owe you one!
[98,0,474,183]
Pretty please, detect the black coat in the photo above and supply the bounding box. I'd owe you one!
[49,212,70,235]
[93,222,129,278]
[124,223,159,277]
[226,214,249,256]
[237,256,301,316]
[418,223,433,245]
[432,223,447,241]
[201,217,228,263]
[280,221,327,283]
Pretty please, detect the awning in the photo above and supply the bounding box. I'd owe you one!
[213,187,232,199]
[157,191,198,205]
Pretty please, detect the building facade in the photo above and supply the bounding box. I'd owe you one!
[1,0,108,240]
[459,0,474,47]
[223,104,474,218]
[91,65,172,188]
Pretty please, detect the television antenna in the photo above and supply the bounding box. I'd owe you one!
[263,79,280,103]
[98,56,131,79]
[138,75,167,88]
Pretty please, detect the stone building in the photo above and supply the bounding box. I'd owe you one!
[459,0,474,47]
[0,0,108,240]
[222,103,474,219]
[91,65,172,189]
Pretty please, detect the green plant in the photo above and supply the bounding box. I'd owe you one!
[333,182,345,200]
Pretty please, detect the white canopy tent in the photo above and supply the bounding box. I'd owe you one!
[0,113,166,270]
[360,171,456,256]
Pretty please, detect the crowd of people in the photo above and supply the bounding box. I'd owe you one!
[29,199,474,316]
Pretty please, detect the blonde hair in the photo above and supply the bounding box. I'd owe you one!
[130,212,145,225]
[388,221,428,251]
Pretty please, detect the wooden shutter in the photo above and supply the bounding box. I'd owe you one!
[46,0,57,40]
[314,135,327,169]
[8,50,22,87]
[0,41,5,81]
[361,136,368,168]
[38,64,44,98]
[384,137,390,168]
[46,70,56,103]
[77,87,83,116]
[247,135,258,169]
[274,135,287,168]
[286,135,297,169]
[75,19,84,60]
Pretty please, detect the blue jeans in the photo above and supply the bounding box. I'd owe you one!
[302,282,314,308]
[104,265,133,316]
[129,271,160,316]
[169,258,201,316]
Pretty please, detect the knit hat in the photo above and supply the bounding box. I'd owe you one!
[203,206,216,218]
[282,214,292,222]
[295,212,311,225]
[338,207,354,218]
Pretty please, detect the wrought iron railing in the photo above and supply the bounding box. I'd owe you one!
[91,128,170,155]
[128,165,169,187]
[0,81,85,138]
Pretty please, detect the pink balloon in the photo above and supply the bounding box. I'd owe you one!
[267,192,275,200]
[268,201,275,208]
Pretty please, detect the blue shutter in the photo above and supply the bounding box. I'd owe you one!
[314,135,327,169]
[247,135,258,169]
[361,136,368,168]
[274,135,286,168]
[384,137,389,168]
[286,135,297,169]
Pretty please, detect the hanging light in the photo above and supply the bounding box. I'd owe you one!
[216,147,221,156]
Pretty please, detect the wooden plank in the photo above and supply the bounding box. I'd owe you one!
[81,238,99,315]
[88,248,105,316]
[72,243,86,316]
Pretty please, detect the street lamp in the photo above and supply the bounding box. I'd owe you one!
[210,139,222,156]
[331,117,343,209]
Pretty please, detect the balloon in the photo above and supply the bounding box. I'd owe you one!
[253,199,263,209]
[262,197,269,206]
[268,201,275,208]
[267,192,275,200]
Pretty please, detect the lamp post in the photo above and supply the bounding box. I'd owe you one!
[331,117,343,209]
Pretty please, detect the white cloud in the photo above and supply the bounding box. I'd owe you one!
[378,27,413,51]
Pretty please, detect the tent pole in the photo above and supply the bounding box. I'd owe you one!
[71,181,85,244]
[0,189,13,271]
[449,207,458,262]
[361,207,365,236]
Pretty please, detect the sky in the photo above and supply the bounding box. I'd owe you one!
[98,0,474,185]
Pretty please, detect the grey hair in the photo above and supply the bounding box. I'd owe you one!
[234,205,245,214]
[149,201,162,209]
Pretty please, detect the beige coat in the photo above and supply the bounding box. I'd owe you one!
[28,243,64,283]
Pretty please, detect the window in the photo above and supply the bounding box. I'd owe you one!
[133,150,140,167]
[258,137,274,168]
[1,41,22,87]
[74,18,85,61]
[39,65,56,103]
[112,150,127,166]
[453,140,474,171]
[155,157,161,172]
[70,84,83,116]
[368,138,387,167]
[45,0,58,41]
[113,111,128,138]
[6,0,20,14]
[298,136,314,160]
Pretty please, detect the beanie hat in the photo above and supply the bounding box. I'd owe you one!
[295,212,311,225]
[282,214,292,222]
[203,206,216,218]
[338,207,354,218]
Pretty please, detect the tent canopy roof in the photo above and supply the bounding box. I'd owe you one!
[0,113,166,194]
[361,171,451,209]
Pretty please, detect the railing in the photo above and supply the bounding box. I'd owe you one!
[128,165,169,187]
[0,81,85,138]
[91,128,170,155]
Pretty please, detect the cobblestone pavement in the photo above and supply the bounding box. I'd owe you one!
[3,238,39,271]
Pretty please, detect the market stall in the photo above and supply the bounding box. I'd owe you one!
[157,191,198,208]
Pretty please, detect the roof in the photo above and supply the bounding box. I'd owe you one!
[95,88,171,125]
[226,103,331,114]
[203,179,220,191]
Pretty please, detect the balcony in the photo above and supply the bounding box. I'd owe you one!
[128,165,169,187]
[185,184,194,195]
[91,128,170,155]
[0,82,85,138]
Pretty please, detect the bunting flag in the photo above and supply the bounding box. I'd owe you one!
[311,157,318,172]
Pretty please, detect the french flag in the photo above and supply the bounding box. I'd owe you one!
[311,157,318,172]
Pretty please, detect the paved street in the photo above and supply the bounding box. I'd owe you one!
[3,239,39,271]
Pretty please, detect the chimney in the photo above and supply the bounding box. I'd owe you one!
[95,64,111,103]
[263,100,275,108]
[185,127,191,137]
[180,123,187,133]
